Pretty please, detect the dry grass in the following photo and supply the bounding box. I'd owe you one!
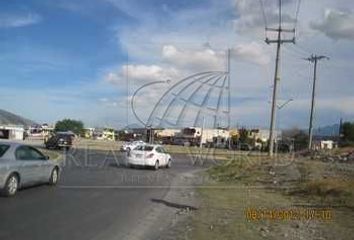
[292,178,351,197]
[186,150,354,240]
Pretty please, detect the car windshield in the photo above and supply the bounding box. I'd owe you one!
[0,144,10,158]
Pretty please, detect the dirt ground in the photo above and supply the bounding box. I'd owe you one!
[163,148,354,240]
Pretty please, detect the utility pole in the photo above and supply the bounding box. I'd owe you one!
[199,116,205,149]
[305,54,329,150]
[266,0,295,156]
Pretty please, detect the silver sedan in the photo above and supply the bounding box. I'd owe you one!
[0,141,60,197]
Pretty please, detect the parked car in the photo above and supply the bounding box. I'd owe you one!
[239,143,252,151]
[120,140,145,152]
[45,132,73,150]
[127,144,172,170]
[0,141,60,197]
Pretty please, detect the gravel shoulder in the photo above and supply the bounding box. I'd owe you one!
[161,149,354,240]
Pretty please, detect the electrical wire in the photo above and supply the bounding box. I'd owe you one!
[294,0,302,29]
[258,0,268,39]
[259,0,268,28]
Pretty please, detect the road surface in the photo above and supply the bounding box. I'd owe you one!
[0,147,211,240]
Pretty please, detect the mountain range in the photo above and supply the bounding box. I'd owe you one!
[0,109,36,127]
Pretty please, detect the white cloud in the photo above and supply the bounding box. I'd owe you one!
[233,0,296,34]
[0,13,42,28]
[311,9,354,41]
[162,45,225,71]
[105,0,354,128]
[231,42,270,65]
[104,64,180,85]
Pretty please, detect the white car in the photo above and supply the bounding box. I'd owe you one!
[120,140,146,152]
[127,144,172,170]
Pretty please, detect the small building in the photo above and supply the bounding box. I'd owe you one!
[156,129,180,138]
[83,128,95,139]
[313,140,337,150]
[175,127,230,147]
[155,128,180,144]
[102,128,118,141]
[249,129,282,143]
[0,125,25,140]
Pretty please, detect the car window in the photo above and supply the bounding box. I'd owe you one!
[135,145,153,151]
[15,146,46,161]
[134,145,144,151]
[0,144,10,158]
[160,147,167,153]
[144,146,154,151]
[155,147,162,153]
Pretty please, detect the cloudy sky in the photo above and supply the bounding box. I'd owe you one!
[0,0,353,129]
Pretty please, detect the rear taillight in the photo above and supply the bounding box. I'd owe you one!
[146,153,154,158]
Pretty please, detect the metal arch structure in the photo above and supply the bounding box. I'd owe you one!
[145,70,231,129]
[131,80,168,127]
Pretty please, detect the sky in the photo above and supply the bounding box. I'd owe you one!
[0,0,353,129]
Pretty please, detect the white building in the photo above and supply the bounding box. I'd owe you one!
[177,127,230,146]
[156,129,180,138]
[0,125,25,140]
[313,140,336,150]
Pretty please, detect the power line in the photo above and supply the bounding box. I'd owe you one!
[286,44,308,57]
[294,0,302,30]
[283,45,305,59]
[259,0,268,28]
[293,44,311,55]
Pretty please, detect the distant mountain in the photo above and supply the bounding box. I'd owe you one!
[313,124,340,137]
[0,109,36,127]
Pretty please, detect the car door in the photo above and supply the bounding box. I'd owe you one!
[15,146,48,185]
[27,146,52,181]
[160,147,169,165]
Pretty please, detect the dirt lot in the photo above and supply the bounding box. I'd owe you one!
[170,148,354,240]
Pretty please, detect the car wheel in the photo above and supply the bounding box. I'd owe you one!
[166,159,172,168]
[49,168,59,186]
[3,174,19,197]
[154,160,159,170]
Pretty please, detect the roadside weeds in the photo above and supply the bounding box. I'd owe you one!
[171,150,354,240]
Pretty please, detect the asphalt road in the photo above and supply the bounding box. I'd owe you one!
[0,147,211,240]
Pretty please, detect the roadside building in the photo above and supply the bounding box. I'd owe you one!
[155,128,180,144]
[156,129,180,138]
[102,128,118,141]
[313,139,337,150]
[175,127,230,147]
[249,129,282,149]
[0,125,25,140]
[83,128,95,139]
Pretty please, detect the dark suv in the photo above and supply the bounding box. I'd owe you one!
[45,132,73,150]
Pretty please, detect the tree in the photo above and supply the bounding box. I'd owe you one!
[55,119,84,135]
[238,128,249,143]
[340,122,354,147]
[283,128,308,151]
[342,122,354,142]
